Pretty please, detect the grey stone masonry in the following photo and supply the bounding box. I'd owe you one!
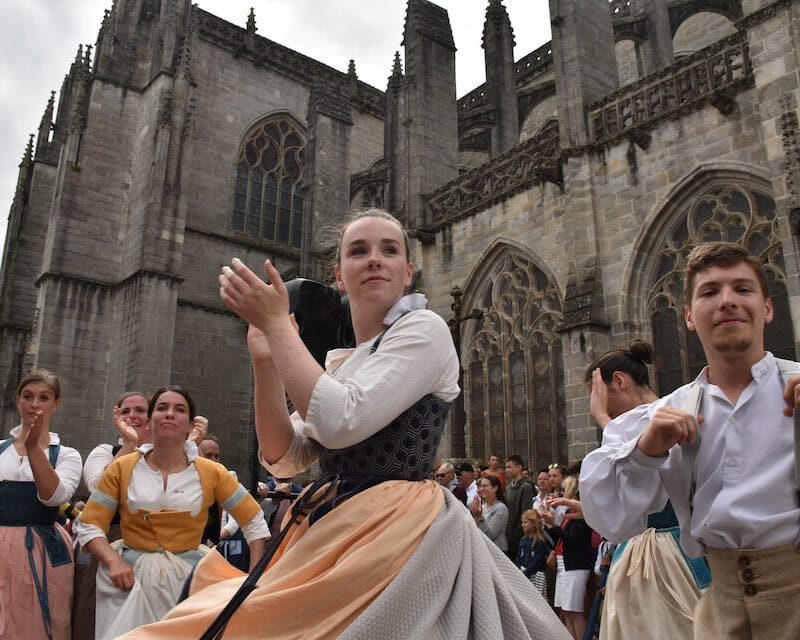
[402,0,459,230]
[482,0,519,157]
[303,80,353,274]
[549,0,619,148]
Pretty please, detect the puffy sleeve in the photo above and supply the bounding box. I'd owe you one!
[76,456,123,546]
[83,443,114,493]
[263,309,460,477]
[579,403,670,543]
[41,444,83,506]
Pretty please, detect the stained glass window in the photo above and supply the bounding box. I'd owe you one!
[232,117,306,248]
[464,251,567,469]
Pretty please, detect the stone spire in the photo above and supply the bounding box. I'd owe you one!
[401,0,458,229]
[347,59,357,78]
[245,7,257,51]
[482,0,518,155]
[388,51,403,93]
[36,91,56,157]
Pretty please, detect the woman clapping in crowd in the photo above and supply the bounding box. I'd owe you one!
[471,473,509,552]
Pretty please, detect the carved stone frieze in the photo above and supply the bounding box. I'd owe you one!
[735,0,791,30]
[424,120,561,232]
[588,32,752,147]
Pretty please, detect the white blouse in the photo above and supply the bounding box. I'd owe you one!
[265,303,460,478]
[77,442,268,546]
[0,425,82,506]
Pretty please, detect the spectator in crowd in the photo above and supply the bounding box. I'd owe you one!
[517,508,554,599]
[454,461,478,506]
[197,435,221,462]
[504,454,534,559]
[435,462,458,492]
[541,474,593,640]
[548,462,565,497]
[260,477,302,538]
[521,466,530,479]
[532,468,551,512]
[484,454,506,490]
[76,386,268,639]
[0,370,82,640]
[470,474,508,552]
[583,340,709,640]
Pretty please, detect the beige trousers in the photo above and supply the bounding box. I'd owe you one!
[695,543,800,640]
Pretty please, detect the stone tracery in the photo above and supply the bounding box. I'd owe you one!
[464,249,567,468]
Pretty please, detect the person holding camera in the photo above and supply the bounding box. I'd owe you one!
[119,209,569,639]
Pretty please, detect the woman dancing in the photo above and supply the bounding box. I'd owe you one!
[0,370,82,640]
[121,209,569,639]
[77,386,268,639]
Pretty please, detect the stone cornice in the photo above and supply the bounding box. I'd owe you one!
[177,298,239,317]
[195,8,384,119]
[184,226,301,261]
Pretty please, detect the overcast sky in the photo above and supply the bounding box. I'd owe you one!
[0,0,551,252]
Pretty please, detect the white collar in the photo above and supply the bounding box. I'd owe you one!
[383,293,428,326]
[137,439,199,462]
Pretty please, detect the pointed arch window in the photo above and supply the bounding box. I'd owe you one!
[646,184,795,393]
[464,251,567,468]
[232,117,307,248]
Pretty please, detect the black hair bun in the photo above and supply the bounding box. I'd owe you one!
[627,339,655,365]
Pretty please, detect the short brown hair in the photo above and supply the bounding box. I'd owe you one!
[683,242,768,305]
[17,370,61,400]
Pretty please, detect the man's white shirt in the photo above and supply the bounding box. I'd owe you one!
[581,352,799,557]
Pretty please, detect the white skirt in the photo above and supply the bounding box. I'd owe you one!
[553,555,590,613]
[94,539,208,640]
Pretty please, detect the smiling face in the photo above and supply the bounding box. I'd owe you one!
[17,382,60,429]
[334,216,413,313]
[150,390,192,441]
[684,262,773,364]
[118,394,151,442]
[477,478,497,502]
[536,471,550,493]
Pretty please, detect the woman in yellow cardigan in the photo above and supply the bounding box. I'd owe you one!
[77,386,268,640]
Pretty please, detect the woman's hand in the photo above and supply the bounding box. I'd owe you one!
[113,406,139,445]
[23,411,45,451]
[589,368,612,428]
[105,555,135,590]
[188,416,209,444]
[550,497,584,521]
[469,496,483,520]
[219,258,290,334]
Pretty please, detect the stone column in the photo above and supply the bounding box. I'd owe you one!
[482,0,519,156]
[401,0,459,229]
[301,80,353,276]
[549,0,618,148]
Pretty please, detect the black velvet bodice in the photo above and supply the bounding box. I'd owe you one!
[310,394,450,480]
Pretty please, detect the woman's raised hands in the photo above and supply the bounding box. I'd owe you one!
[219,258,290,333]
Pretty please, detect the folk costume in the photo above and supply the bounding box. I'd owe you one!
[581,353,800,640]
[119,297,570,640]
[0,426,82,640]
[76,443,267,640]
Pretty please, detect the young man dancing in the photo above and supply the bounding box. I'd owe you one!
[581,241,800,640]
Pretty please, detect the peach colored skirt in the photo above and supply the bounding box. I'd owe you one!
[0,523,74,640]
[119,480,443,640]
